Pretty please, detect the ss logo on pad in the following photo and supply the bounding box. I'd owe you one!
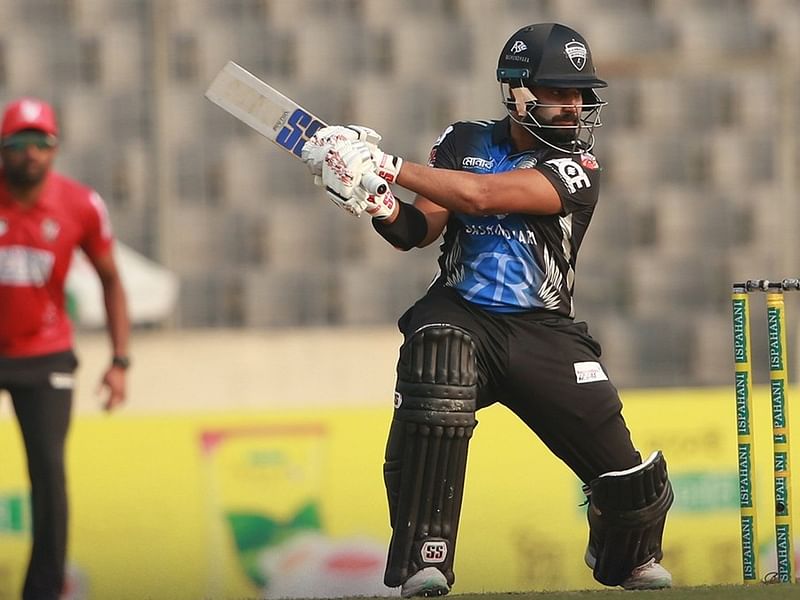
[421,540,447,563]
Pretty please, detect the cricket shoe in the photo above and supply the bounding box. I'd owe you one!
[584,545,597,570]
[620,558,672,590]
[584,549,671,590]
[401,567,450,598]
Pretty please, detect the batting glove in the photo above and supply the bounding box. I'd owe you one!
[322,141,376,217]
[345,125,382,147]
[354,185,397,220]
[301,125,382,182]
[371,147,404,184]
[301,125,353,180]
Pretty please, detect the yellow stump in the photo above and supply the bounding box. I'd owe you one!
[765,291,795,583]
[732,289,760,583]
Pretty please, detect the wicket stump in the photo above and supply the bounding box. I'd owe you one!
[731,279,797,584]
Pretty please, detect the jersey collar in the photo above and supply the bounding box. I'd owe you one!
[491,116,514,148]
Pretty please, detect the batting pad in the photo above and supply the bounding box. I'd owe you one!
[587,450,674,586]
[383,325,478,587]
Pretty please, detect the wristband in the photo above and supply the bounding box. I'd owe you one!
[112,355,131,370]
[371,201,428,250]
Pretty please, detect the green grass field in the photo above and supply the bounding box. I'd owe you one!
[446,585,797,600]
[306,585,799,600]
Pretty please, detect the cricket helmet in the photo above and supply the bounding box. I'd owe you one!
[496,23,606,152]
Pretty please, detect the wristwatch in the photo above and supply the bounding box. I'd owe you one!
[112,355,131,370]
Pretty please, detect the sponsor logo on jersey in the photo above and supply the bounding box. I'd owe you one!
[0,245,55,286]
[462,156,494,171]
[420,540,447,564]
[0,219,7,237]
[544,158,591,194]
[427,147,437,167]
[428,125,454,166]
[565,40,588,70]
[463,222,537,245]
[573,361,608,383]
[580,153,599,170]
[41,217,60,242]
[511,40,527,54]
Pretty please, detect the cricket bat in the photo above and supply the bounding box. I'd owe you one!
[204,61,387,194]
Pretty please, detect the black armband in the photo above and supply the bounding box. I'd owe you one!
[371,201,429,251]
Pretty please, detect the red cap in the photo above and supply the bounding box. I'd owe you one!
[1,97,58,138]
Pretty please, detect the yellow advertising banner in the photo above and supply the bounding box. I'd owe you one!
[0,386,797,599]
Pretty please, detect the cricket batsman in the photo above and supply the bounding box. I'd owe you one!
[302,22,674,597]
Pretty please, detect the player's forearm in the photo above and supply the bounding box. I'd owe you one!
[103,278,130,358]
[395,161,562,216]
[395,161,489,215]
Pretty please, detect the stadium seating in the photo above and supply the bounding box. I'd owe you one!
[0,0,793,387]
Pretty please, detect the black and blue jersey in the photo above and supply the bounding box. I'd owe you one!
[427,117,601,318]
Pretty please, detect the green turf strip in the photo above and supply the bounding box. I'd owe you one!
[285,584,799,600]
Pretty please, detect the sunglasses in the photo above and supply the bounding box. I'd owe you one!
[1,132,58,152]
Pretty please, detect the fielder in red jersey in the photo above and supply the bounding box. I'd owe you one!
[0,97,130,600]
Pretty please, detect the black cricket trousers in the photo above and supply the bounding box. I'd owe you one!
[397,285,641,485]
[0,350,76,600]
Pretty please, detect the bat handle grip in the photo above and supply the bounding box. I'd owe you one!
[362,171,388,196]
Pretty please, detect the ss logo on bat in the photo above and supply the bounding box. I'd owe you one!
[276,108,323,157]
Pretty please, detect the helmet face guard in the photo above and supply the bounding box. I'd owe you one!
[496,23,608,153]
[498,69,606,153]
